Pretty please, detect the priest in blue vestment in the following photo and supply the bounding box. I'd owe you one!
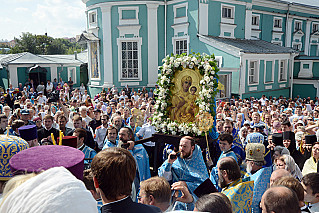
[102,126,119,149]
[244,143,272,213]
[158,136,209,210]
[210,133,238,192]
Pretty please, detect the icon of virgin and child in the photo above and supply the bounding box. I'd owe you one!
[169,69,201,123]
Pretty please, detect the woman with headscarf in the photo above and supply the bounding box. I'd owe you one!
[275,154,303,181]
[302,142,319,176]
[283,131,306,170]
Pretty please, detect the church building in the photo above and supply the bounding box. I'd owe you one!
[81,0,319,99]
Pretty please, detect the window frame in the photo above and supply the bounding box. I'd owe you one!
[278,60,287,83]
[88,9,98,29]
[294,20,302,32]
[273,17,283,30]
[68,67,77,84]
[292,43,302,51]
[252,15,260,26]
[173,2,188,24]
[221,4,235,24]
[312,23,319,33]
[248,60,259,85]
[174,39,188,55]
[118,6,139,25]
[117,38,142,81]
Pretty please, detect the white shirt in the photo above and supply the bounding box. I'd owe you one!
[95,125,108,149]
[137,123,156,146]
[82,94,89,102]
[310,202,319,213]
[46,83,53,92]
[82,116,93,126]
[38,96,47,105]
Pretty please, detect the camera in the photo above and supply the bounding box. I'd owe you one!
[47,90,59,103]
[170,152,180,159]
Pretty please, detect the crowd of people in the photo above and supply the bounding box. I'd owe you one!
[0,80,318,213]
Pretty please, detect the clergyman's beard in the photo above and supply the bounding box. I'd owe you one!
[246,163,252,174]
[181,150,191,159]
[218,174,227,189]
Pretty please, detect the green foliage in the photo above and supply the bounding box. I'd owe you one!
[8,32,85,55]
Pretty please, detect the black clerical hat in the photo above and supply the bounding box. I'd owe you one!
[272,133,283,146]
[305,135,317,145]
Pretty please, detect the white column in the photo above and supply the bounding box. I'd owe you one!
[101,5,113,88]
[50,65,58,81]
[285,16,293,47]
[304,20,312,56]
[147,3,159,87]
[199,0,208,35]
[8,65,18,87]
[239,53,246,97]
[245,3,252,39]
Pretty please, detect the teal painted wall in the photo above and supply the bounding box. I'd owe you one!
[260,14,274,42]
[310,45,318,56]
[265,61,272,82]
[207,1,245,38]
[17,67,51,85]
[122,9,136,19]
[293,62,300,77]
[293,84,316,99]
[245,59,288,94]
[243,88,290,99]
[233,3,246,39]
[17,67,27,85]
[208,1,221,37]
[313,62,319,78]
[110,4,149,88]
[87,86,101,97]
[0,68,8,89]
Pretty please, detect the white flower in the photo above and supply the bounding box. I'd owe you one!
[172,131,176,135]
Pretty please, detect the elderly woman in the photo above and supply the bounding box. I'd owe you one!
[239,126,248,144]
[302,142,319,176]
[272,146,290,162]
[275,154,303,181]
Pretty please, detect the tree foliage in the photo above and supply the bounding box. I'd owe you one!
[8,32,86,55]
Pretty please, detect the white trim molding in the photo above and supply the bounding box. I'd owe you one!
[199,1,208,35]
[88,9,98,29]
[101,5,113,87]
[118,6,139,25]
[173,2,188,25]
[264,60,274,84]
[298,60,313,78]
[147,3,159,87]
[68,67,77,84]
[172,35,189,55]
[117,38,143,82]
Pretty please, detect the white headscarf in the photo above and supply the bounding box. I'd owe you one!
[0,167,98,213]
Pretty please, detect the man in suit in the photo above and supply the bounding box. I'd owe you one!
[37,115,59,144]
[67,115,96,149]
[91,147,160,213]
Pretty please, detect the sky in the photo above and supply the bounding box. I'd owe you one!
[0,0,318,41]
[0,0,86,41]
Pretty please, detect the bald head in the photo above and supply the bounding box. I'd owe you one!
[261,186,300,213]
[270,169,291,186]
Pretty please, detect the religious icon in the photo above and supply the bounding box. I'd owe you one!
[169,68,203,123]
[90,42,99,79]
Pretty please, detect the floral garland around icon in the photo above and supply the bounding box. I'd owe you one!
[152,52,220,136]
